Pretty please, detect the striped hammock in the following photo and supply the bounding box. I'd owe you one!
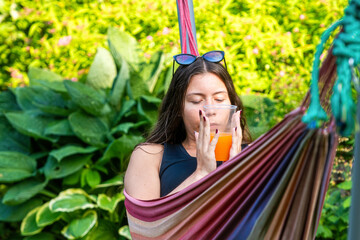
[124,0,360,238]
[124,47,340,240]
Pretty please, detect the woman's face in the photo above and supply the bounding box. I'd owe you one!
[182,72,231,136]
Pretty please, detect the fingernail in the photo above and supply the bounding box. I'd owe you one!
[216,129,218,134]
[203,116,206,122]
[199,110,202,116]
[239,110,242,115]
[235,127,237,131]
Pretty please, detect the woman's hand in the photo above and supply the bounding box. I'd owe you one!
[194,110,219,176]
[229,110,243,159]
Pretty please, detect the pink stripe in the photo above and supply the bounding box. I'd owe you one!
[178,0,199,55]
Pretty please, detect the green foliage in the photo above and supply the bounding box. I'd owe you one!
[316,137,354,239]
[316,182,351,240]
[0,0,348,115]
[241,94,276,139]
[0,0,352,238]
[0,27,164,239]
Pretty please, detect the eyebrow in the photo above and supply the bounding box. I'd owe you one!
[186,91,228,97]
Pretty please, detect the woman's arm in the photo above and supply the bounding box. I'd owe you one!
[124,144,163,200]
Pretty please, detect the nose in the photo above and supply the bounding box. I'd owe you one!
[202,99,216,116]
[204,99,215,106]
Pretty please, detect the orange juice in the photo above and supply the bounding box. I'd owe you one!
[210,132,232,161]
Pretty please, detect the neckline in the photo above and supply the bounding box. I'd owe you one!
[179,143,196,159]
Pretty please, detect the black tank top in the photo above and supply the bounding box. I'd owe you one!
[159,143,247,197]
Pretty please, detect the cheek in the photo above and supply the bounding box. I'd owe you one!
[183,106,201,130]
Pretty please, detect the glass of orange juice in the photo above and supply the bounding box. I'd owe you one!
[204,104,237,161]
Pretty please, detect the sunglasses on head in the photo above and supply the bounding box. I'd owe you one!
[172,50,227,76]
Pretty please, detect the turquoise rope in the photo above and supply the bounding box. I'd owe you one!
[302,0,360,136]
[302,20,343,127]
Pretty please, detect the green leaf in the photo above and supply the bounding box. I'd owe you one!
[108,27,140,69]
[62,210,97,239]
[0,151,36,183]
[35,79,67,93]
[140,51,165,93]
[316,224,333,238]
[87,47,117,89]
[342,196,351,209]
[110,121,147,135]
[69,111,108,147]
[24,232,56,240]
[86,169,101,188]
[81,168,89,188]
[138,99,158,124]
[20,206,43,236]
[3,179,47,205]
[95,174,123,188]
[63,170,82,186]
[13,86,49,111]
[101,135,144,163]
[28,67,62,86]
[31,89,70,116]
[115,99,136,123]
[141,95,162,104]
[97,193,124,213]
[0,91,20,115]
[49,189,96,212]
[328,215,339,223]
[0,117,31,153]
[0,198,42,222]
[337,180,352,190]
[118,225,132,240]
[44,119,75,136]
[128,69,149,100]
[80,220,118,240]
[35,202,62,227]
[50,145,98,162]
[110,58,130,111]
[5,111,58,142]
[44,154,93,180]
[64,80,111,116]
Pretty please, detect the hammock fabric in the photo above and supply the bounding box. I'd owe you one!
[123,0,360,238]
[124,50,339,240]
[176,0,199,55]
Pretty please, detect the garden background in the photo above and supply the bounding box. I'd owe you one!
[0,0,353,239]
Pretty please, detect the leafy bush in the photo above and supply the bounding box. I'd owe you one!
[0,0,354,238]
[316,137,354,240]
[0,27,168,239]
[0,0,348,116]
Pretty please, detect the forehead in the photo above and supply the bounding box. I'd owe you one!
[186,73,227,94]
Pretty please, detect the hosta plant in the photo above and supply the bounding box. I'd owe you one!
[0,27,169,240]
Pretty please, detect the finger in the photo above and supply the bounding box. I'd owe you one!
[198,110,204,146]
[209,129,219,151]
[194,131,199,143]
[231,110,237,129]
[203,115,210,148]
[232,126,238,151]
[237,111,243,144]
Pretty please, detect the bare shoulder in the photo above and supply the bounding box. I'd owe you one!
[131,143,164,163]
[133,143,164,154]
[125,143,164,199]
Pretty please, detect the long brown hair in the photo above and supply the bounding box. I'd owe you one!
[146,58,252,144]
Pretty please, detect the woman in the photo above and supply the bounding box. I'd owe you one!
[125,52,251,200]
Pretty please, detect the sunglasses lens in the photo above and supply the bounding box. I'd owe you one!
[174,54,196,65]
[203,51,224,62]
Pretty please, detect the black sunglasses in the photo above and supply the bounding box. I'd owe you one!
[172,50,227,76]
